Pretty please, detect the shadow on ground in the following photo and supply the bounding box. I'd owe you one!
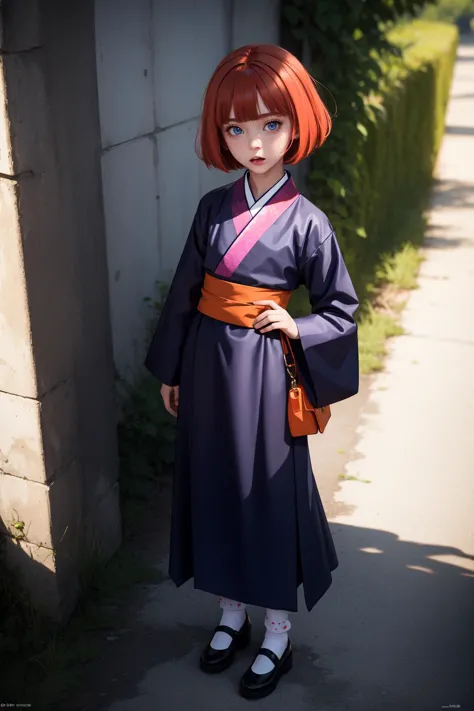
[60,450,474,711]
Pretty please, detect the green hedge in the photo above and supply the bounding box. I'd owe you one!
[350,21,458,293]
[288,20,458,317]
[420,0,474,23]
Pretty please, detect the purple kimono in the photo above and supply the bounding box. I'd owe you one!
[145,170,359,612]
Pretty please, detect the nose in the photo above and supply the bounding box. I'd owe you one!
[248,131,262,149]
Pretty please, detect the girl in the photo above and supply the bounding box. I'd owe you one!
[145,44,359,699]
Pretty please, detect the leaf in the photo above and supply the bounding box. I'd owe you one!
[327,178,346,197]
[357,122,368,136]
[356,226,368,239]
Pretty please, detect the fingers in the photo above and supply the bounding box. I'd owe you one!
[165,398,178,417]
[171,386,179,412]
[254,312,286,330]
[160,384,179,418]
[259,321,285,333]
[253,310,283,328]
[252,299,279,309]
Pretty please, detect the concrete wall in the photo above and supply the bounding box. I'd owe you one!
[0,0,120,619]
[95,0,285,379]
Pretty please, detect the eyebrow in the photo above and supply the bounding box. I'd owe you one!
[225,112,282,123]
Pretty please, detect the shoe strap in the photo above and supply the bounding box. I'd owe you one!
[215,624,238,639]
[257,646,279,666]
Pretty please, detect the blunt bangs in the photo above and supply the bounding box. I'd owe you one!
[214,65,293,126]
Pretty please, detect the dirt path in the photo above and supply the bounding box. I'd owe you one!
[315,33,474,711]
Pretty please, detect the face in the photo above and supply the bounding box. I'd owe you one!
[221,93,293,174]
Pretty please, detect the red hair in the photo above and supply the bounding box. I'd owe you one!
[196,44,332,172]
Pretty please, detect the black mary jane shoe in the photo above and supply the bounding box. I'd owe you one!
[199,613,251,674]
[239,639,293,699]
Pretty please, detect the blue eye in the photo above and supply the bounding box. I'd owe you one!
[266,120,282,131]
[227,125,243,136]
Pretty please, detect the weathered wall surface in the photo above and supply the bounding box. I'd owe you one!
[95,0,286,379]
[0,0,120,619]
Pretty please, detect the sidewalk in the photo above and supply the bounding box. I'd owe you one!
[70,35,474,711]
[318,33,474,710]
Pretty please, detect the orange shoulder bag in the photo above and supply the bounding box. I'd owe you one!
[280,332,331,437]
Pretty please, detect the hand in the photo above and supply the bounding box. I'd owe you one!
[161,383,179,417]
[252,300,300,339]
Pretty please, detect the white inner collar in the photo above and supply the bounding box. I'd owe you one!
[244,170,289,216]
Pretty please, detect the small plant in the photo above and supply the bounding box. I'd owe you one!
[11,517,26,540]
[376,243,424,289]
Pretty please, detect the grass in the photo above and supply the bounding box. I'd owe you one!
[358,206,427,373]
[358,307,405,373]
[0,524,162,708]
[339,474,372,483]
[375,242,424,290]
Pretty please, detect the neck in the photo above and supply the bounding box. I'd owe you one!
[248,161,285,201]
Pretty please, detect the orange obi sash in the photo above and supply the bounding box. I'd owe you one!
[197,272,293,328]
[196,272,331,437]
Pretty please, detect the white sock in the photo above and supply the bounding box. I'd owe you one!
[251,609,291,674]
[210,597,246,650]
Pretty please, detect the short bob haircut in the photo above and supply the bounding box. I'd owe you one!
[197,44,332,172]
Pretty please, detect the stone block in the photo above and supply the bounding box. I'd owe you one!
[0,472,52,548]
[40,378,79,482]
[100,136,160,377]
[0,379,78,484]
[152,0,228,128]
[155,120,201,275]
[1,0,120,624]
[198,160,240,198]
[16,173,75,397]
[0,0,41,53]
[0,457,83,548]
[0,178,37,397]
[0,390,44,482]
[0,52,51,175]
[0,61,14,175]
[231,0,281,48]
[95,0,154,148]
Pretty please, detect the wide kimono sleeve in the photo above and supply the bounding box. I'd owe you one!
[292,228,359,409]
[144,196,208,386]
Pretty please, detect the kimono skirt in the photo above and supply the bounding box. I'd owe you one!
[145,174,359,613]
